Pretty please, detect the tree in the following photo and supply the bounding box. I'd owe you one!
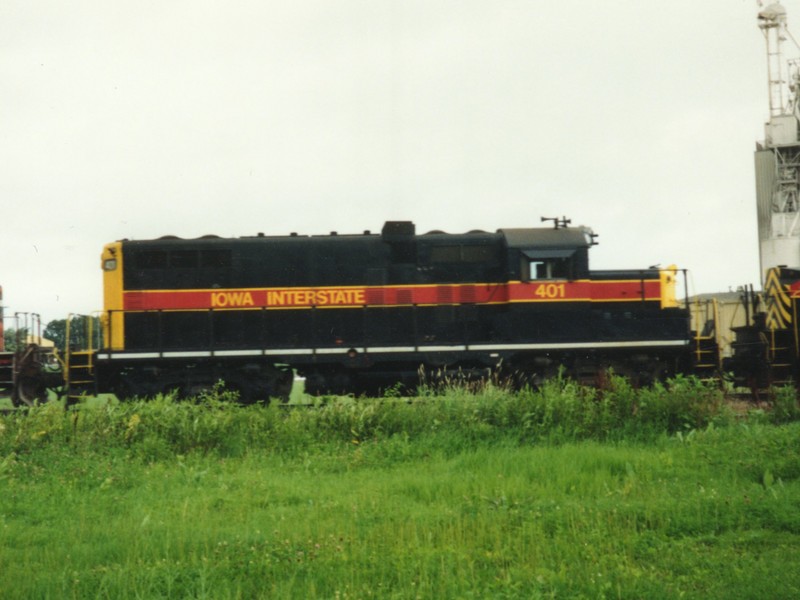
[3,327,28,353]
[43,320,67,354]
[44,317,102,354]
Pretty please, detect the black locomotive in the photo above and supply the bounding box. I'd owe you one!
[60,219,696,402]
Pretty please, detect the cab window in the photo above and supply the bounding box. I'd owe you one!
[523,257,570,281]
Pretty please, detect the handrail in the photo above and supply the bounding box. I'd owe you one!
[64,313,102,386]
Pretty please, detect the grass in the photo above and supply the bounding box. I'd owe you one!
[0,377,799,598]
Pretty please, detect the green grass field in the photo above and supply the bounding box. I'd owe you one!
[1,378,799,598]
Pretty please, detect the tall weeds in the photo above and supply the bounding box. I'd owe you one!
[0,374,760,459]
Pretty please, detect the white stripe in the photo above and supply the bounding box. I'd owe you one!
[315,347,366,355]
[365,346,416,353]
[99,339,689,361]
[467,340,689,351]
[106,352,161,360]
[418,345,468,352]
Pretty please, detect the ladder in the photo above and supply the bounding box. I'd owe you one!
[767,328,797,387]
[63,314,101,404]
[691,298,722,378]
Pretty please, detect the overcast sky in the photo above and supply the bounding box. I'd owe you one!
[0,0,781,324]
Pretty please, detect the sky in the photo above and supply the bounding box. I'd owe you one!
[0,0,782,325]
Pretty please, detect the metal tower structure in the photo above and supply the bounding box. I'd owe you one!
[755,2,800,283]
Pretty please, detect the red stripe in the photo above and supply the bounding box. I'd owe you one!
[123,280,663,311]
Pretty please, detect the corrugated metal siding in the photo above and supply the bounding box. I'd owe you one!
[754,149,776,241]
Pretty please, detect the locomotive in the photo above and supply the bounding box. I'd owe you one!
[5,219,713,405]
[78,219,697,402]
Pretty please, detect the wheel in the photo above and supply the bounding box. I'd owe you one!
[12,376,47,407]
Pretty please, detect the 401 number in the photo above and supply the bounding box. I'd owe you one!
[534,283,566,299]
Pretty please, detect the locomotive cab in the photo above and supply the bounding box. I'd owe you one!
[501,227,592,282]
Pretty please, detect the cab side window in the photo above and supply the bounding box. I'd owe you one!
[523,257,570,281]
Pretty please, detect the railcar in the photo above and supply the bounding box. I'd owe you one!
[0,309,61,406]
[74,220,694,402]
[726,266,800,390]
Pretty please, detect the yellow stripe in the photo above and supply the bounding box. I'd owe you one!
[121,278,657,295]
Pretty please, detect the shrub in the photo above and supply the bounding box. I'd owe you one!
[770,385,800,424]
[0,374,785,462]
